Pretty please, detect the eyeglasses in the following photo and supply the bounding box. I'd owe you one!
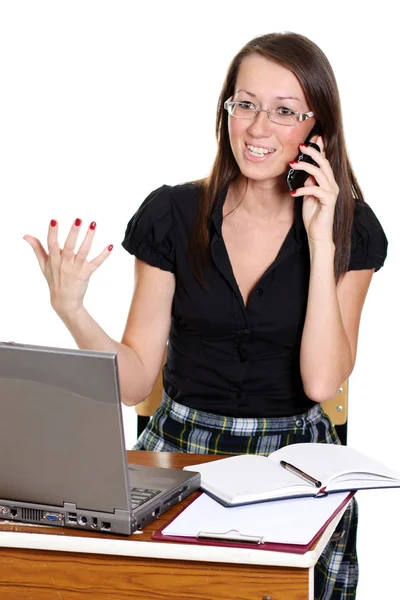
[224,97,314,127]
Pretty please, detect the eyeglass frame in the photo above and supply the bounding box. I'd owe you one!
[223,96,314,126]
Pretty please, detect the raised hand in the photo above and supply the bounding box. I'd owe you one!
[288,136,339,245]
[24,218,113,320]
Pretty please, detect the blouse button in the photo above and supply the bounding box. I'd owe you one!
[256,288,263,295]
[244,328,250,334]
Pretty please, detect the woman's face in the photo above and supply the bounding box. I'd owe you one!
[228,54,316,186]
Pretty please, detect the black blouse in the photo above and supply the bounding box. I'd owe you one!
[122,184,388,417]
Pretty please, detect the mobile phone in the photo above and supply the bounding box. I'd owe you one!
[286,122,323,192]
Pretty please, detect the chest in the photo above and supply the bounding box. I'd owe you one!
[172,201,310,344]
[221,219,293,307]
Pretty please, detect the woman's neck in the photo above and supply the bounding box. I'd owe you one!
[225,176,294,222]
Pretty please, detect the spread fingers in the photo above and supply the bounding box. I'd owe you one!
[23,235,48,273]
[75,221,97,264]
[62,218,83,261]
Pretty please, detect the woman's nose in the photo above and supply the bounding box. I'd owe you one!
[247,111,274,138]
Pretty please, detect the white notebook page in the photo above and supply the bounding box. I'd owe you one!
[270,443,400,485]
[162,491,351,545]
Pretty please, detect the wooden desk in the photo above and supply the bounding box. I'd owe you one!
[0,451,348,600]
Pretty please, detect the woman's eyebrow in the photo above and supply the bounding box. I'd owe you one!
[276,95,301,102]
[236,89,301,102]
[236,88,256,97]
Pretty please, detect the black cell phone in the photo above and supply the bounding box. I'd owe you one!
[286,122,323,192]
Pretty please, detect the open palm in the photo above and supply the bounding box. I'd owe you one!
[24,219,113,319]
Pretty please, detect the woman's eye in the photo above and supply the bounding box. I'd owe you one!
[276,106,296,116]
[237,102,256,111]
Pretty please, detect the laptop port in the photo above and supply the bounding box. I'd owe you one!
[66,512,77,524]
[10,509,17,517]
[101,521,111,531]
[78,516,88,526]
[91,517,98,528]
[43,512,63,522]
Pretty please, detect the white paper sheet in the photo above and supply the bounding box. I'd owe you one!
[162,491,351,545]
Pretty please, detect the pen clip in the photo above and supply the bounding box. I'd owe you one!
[197,529,262,544]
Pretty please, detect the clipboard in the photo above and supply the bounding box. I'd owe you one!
[152,491,354,555]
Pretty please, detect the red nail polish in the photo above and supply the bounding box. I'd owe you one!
[50,219,57,227]
[90,221,96,230]
[289,161,298,165]
[300,143,307,148]
[290,190,297,195]
[108,244,113,251]
[75,218,82,227]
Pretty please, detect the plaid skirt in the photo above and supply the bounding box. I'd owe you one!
[135,391,358,600]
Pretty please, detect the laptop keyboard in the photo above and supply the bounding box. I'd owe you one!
[130,487,161,509]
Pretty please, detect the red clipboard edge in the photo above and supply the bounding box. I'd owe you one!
[152,491,355,555]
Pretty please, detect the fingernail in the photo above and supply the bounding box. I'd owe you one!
[75,218,82,227]
[90,221,96,230]
[290,190,297,195]
[300,143,307,148]
[108,244,113,251]
[50,219,57,227]
[289,161,298,165]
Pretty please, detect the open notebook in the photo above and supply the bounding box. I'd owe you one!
[183,443,400,506]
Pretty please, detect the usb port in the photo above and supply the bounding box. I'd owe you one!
[66,512,77,524]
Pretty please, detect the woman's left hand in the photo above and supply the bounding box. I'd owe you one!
[289,136,339,245]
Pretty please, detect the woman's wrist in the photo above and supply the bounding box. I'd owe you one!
[308,239,336,265]
[58,305,88,330]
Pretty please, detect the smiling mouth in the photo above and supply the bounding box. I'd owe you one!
[246,144,275,158]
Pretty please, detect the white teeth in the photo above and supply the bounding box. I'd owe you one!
[247,144,274,157]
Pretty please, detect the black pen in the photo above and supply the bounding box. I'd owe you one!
[280,460,322,488]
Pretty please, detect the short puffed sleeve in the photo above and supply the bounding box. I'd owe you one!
[348,201,388,272]
[122,185,175,272]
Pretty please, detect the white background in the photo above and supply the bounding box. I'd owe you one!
[0,1,398,598]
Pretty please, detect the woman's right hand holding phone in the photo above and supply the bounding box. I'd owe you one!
[24,219,113,322]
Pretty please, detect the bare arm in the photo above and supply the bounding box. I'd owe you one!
[300,241,373,401]
[62,260,175,406]
[290,136,374,402]
[119,259,175,405]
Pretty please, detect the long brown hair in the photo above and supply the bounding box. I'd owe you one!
[189,32,364,284]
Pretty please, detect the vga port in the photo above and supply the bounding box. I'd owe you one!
[43,512,63,522]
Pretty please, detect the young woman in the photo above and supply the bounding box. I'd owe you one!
[25,32,387,599]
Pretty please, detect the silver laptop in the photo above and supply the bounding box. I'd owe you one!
[0,342,200,535]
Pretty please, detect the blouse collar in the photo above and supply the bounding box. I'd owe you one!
[210,185,305,244]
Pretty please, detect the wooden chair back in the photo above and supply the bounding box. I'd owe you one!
[322,380,348,426]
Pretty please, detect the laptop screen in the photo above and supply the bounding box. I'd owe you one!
[0,343,131,513]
